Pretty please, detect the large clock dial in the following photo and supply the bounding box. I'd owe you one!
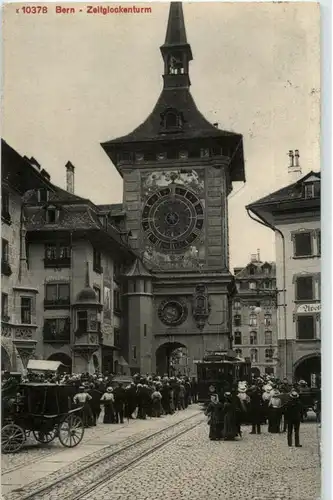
[141,185,204,253]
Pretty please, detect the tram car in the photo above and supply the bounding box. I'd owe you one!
[195,350,251,403]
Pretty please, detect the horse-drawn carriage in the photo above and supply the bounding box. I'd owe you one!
[1,379,85,454]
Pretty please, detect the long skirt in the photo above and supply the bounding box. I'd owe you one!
[209,421,224,440]
[223,412,238,440]
[103,402,114,423]
[152,399,162,417]
[268,408,281,433]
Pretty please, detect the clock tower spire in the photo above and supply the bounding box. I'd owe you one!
[160,2,193,89]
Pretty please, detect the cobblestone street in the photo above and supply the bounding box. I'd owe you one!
[86,422,321,500]
[1,407,321,500]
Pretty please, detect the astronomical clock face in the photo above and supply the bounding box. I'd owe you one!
[158,299,188,326]
[141,184,204,253]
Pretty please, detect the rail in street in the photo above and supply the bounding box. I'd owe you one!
[3,410,204,500]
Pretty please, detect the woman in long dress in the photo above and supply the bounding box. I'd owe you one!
[223,392,239,441]
[205,394,225,440]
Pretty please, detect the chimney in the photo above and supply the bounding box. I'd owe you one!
[288,150,294,168]
[288,149,302,181]
[295,149,300,167]
[65,161,75,194]
[250,253,257,263]
[257,248,261,262]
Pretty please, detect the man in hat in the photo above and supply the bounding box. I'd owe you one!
[283,390,303,447]
[73,386,93,427]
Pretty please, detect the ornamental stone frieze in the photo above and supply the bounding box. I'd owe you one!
[12,339,37,370]
[192,285,211,330]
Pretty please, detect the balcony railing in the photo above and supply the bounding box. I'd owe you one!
[44,257,71,269]
[44,298,70,309]
[43,328,70,344]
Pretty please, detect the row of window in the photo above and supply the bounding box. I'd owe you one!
[1,287,122,325]
[118,147,225,164]
[234,313,272,327]
[234,274,320,306]
[1,239,104,275]
[237,280,274,291]
[293,230,321,258]
[234,348,274,363]
[234,330,273,345]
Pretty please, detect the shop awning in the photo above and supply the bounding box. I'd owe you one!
[27,360,64,372]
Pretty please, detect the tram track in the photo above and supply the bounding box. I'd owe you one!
[2,422,129,475]
[5,411,204,500]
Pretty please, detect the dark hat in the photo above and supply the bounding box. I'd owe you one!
[290,390,299,399]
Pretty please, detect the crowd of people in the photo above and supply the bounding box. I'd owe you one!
[2,369,320,450]
[3,371,198,428]
[205,374,321,448]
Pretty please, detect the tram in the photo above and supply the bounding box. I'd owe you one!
[195,350,251,402]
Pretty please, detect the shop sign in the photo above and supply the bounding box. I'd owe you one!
[297,303,321,314]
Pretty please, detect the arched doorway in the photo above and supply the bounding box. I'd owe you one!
[155,342,187,376]
[47,353,72,374]
[294,354,321,388]
[1,346,12,372]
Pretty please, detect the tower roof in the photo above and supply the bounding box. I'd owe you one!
[101,2,245,183]
[162,2,189,47]
[125,258,152,278]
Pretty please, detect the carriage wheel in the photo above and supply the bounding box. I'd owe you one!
[58,414,84,448]
[1,424,25,454]
[33,428,58,444]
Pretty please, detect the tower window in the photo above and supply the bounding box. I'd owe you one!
[166,112,178,128]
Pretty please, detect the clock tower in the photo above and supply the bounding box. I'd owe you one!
[102,2,245,375]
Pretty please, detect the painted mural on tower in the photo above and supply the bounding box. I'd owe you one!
[140,168,206,270]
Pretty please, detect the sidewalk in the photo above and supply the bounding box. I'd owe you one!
[1,406,202,496]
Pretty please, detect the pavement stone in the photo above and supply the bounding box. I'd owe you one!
[82,422,321,500]
[1,406,202,497]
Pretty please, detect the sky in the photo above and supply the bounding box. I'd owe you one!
[2,1,320,270]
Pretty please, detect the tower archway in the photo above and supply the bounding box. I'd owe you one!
[155,342,187,377]
[47,353,72,374]
[294,354,321,387]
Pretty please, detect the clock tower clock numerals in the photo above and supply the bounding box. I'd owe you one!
[141,184,204,253]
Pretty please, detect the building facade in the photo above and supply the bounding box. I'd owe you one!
[101,2,245,376]
[2,3,246,376]
[1,139,136,374]
[247,171,321,386]
[232,252,278,376]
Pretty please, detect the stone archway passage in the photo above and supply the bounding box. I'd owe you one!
[155,342,187,377]
[294,354,321,387]
[1,346,12,372]
[47,353,72,374]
